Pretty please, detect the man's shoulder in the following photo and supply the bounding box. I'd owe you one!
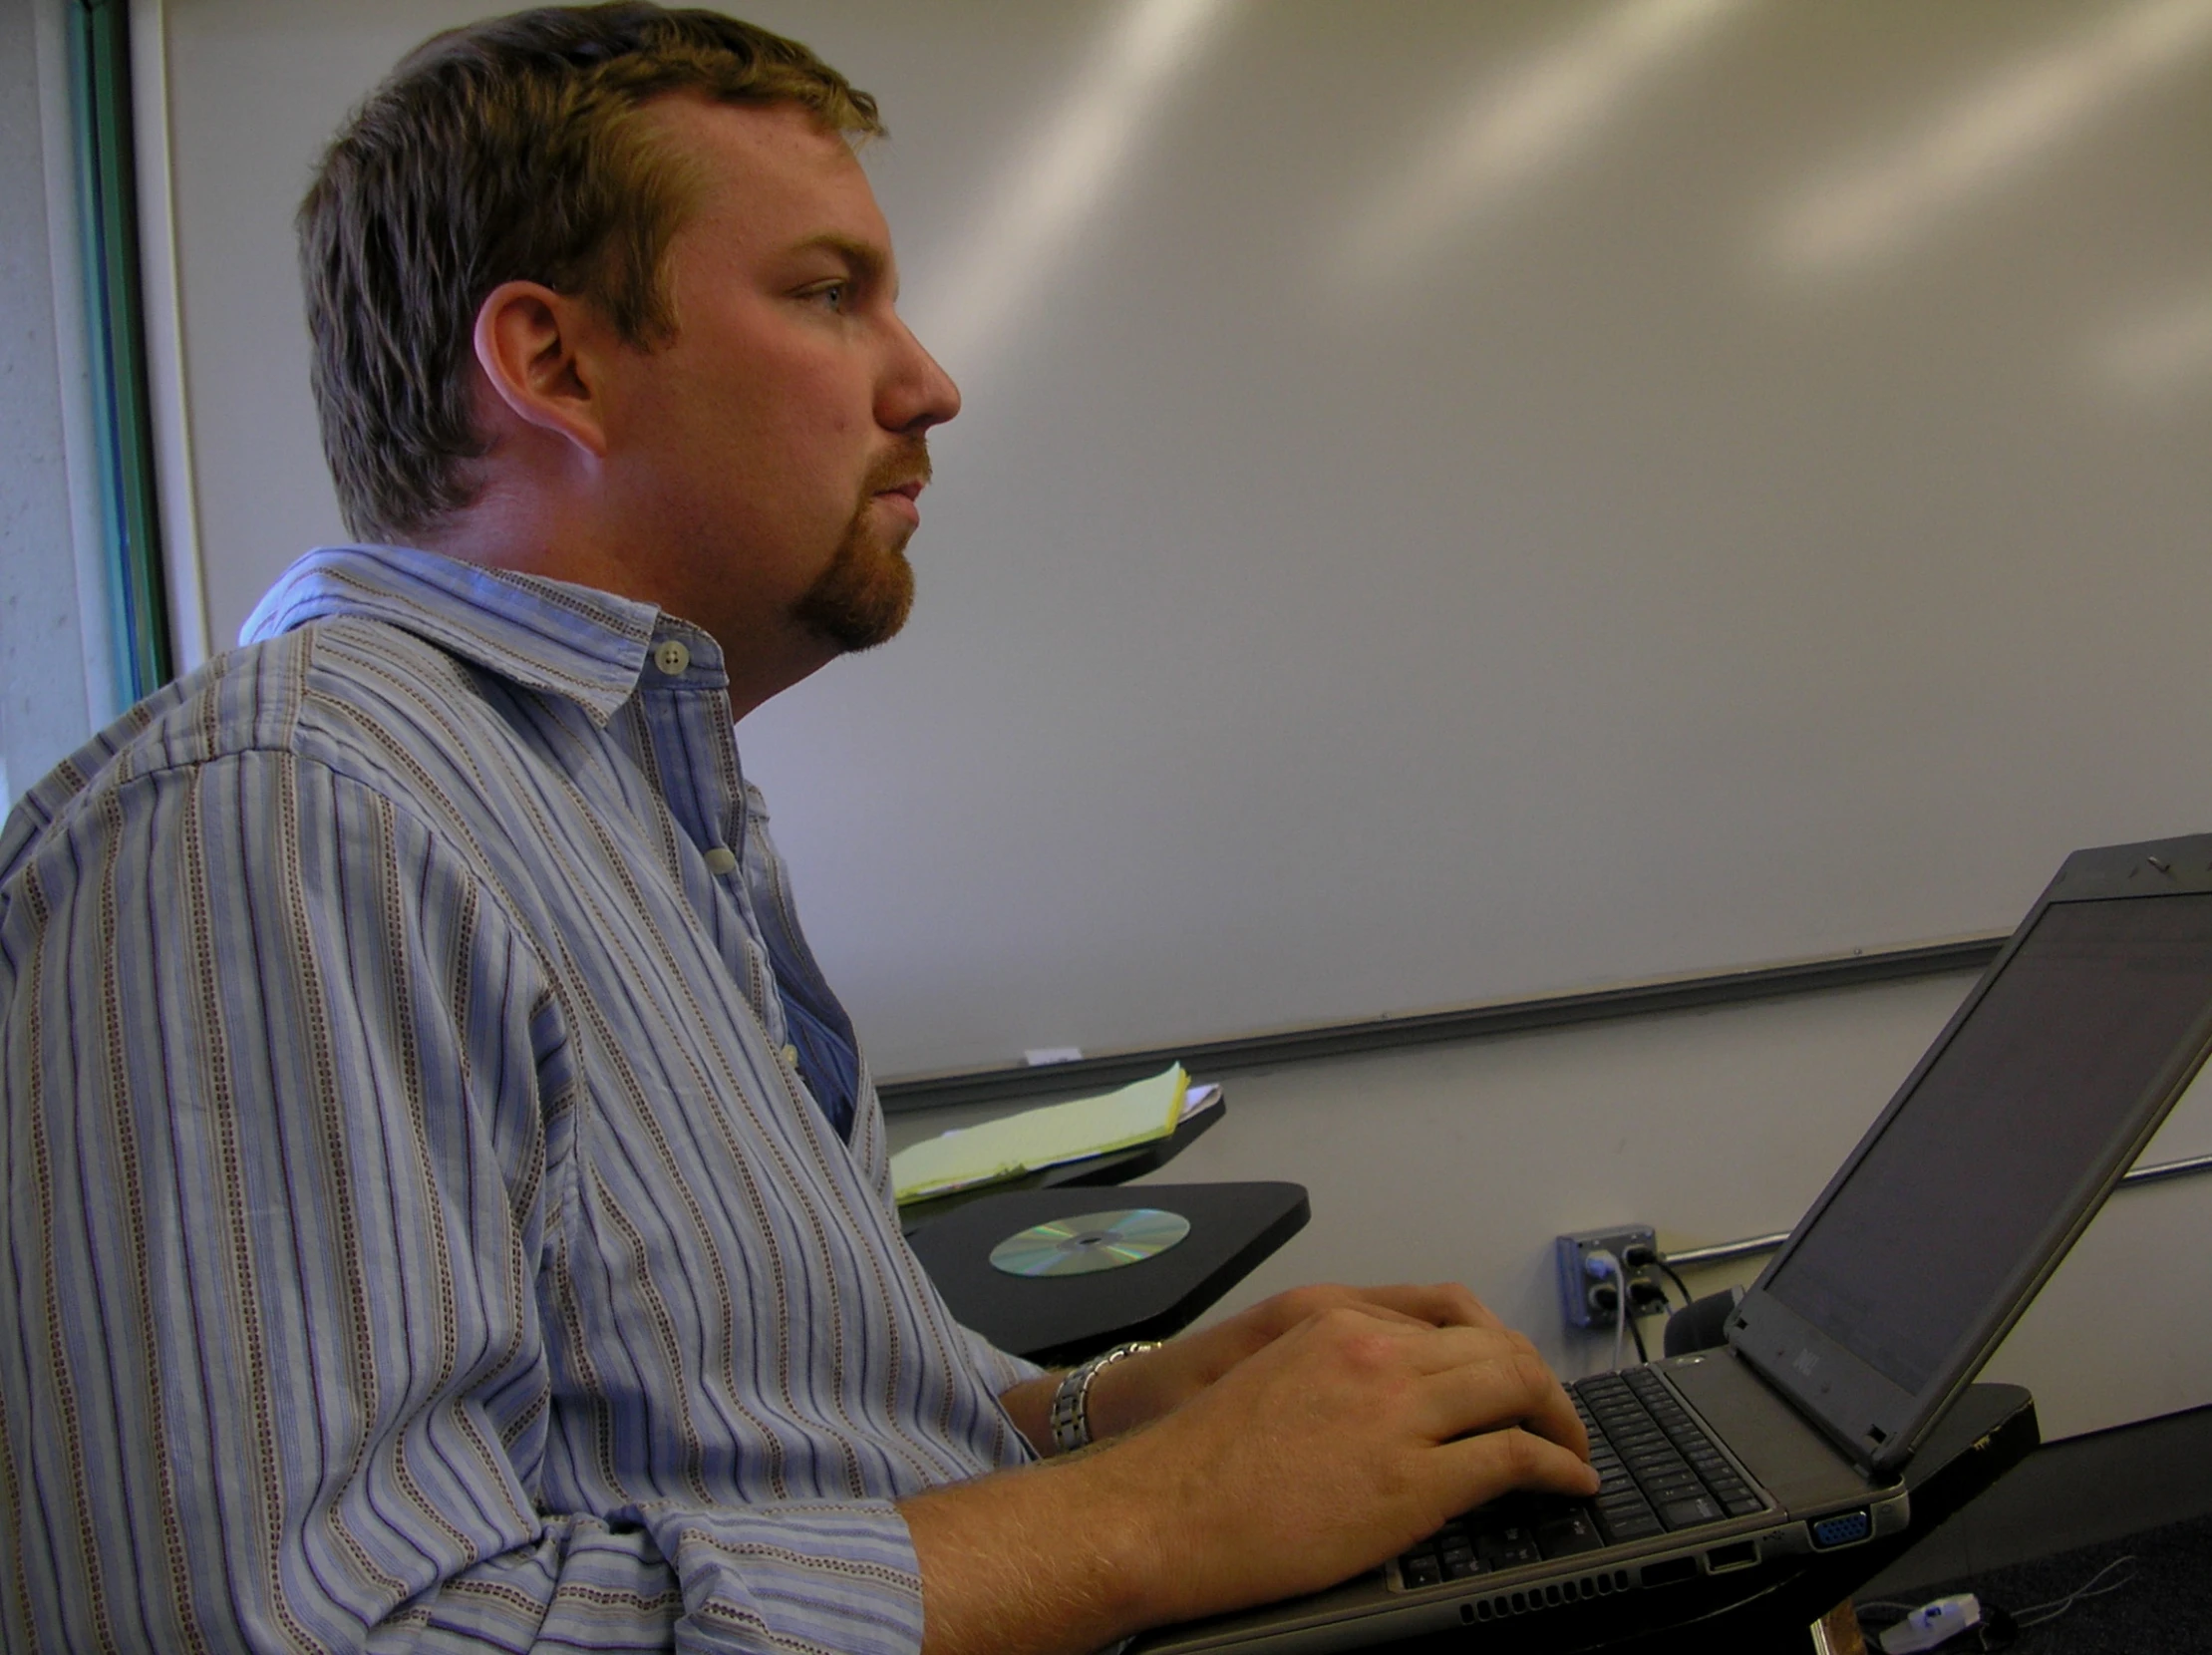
[0,614,517,883]
[1,543,677,919]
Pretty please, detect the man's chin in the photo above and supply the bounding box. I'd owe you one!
[791,540,914,654]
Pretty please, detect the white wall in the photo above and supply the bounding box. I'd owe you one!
[891,973,2212,1441]
[155,0,2212,1078]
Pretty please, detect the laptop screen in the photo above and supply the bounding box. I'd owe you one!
[1761,891,2212,1395]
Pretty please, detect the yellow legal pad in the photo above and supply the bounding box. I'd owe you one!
[891,1065,1190,1203]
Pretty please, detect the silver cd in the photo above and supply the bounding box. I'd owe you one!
[988,1207,1192,1278]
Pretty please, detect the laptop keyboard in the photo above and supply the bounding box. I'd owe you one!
[1581,1368,1767,1534]
[1392,1366,1768,1590]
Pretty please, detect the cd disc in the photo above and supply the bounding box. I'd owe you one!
[989,1207,1192,1278]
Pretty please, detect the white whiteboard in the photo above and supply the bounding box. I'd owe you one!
[158,0,2212,1077]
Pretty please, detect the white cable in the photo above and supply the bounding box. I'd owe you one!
[2012,1553,2137,1627]
[1613,1269,1628,1370]
[1584,1249,1625,1372]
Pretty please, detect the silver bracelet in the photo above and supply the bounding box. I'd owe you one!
[1048,1340,1159,1455]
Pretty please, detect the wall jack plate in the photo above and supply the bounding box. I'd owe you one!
[1554,1226,1662,1332]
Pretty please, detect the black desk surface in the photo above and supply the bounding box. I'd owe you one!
[903,1180,1311,1368]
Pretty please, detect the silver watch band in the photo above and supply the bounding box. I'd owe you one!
[1048,1340,1159,1455]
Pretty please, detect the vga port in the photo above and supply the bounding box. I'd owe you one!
[1809,1509,1872,1549]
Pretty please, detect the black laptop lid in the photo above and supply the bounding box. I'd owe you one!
[1731,836,2212,1475]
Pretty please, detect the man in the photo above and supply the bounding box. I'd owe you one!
[0,7,1595,1651]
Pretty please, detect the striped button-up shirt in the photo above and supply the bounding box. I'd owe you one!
[0,544,1040,1653]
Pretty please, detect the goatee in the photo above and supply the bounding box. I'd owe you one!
[790,441,928,652]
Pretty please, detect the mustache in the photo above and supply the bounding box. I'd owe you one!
[862,441,932,496]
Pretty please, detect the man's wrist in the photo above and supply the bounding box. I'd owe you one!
[1048,1341,1158,1454]
[1000,1342,1168,1458]
[1074,1340,1167,1444]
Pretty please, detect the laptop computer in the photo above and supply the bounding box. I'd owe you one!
[1133,831,2212,1653]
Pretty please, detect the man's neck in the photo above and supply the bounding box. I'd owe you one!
[413,500,838,722]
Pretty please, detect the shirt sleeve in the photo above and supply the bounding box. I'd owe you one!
[959,1324,1050,1400]
[0,751,925,1654]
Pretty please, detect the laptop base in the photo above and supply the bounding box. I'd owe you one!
[1131,1383,2035,1654]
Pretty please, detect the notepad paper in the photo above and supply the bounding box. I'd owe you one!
[891,1065,1195,1202]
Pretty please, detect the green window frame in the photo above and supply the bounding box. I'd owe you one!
[70,0,172,702]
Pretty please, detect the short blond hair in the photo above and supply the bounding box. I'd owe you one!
[299,4,882,542]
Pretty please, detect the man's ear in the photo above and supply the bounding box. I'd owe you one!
[472,280,614,459]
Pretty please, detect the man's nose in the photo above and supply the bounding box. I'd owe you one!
[881,318,961,435]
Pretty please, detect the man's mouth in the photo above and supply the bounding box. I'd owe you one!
[865,442,932,524]
[874,479,925,523]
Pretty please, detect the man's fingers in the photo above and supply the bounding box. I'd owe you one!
[1344,1318,1543,1383]
[1310,1300,1433,1333]
[1438,1426,1604,1505]
[1400,1340,1589,1461]
[1287,1313,1588,1463]
[1285,1282,1501,1333]
[1352,1282,1505,1332]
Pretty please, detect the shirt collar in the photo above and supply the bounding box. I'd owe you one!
[241,544,728,725]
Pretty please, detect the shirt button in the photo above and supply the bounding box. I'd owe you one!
[703,845,739,875]
[652,639,691,676]
[782,1044,800,1068]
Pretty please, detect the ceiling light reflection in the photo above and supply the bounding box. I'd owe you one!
[1326,0,1753,293]
[1770,0,2212,277]
[2092,289,2212,398]
[904,0,1242,378]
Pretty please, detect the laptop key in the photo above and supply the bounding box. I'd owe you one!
[1403,1554,1442,1588]
[1658,1495,1722,1529]
[1537,1510,1605,1558]
[1723,1494,1767,1516]
[1478,1526,1543,1571]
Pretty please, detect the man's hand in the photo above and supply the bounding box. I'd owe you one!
[1102,1309,1596,1623]
[1090,1281,1503,1441]
[998,1281,1501,1454]
[905,1305,1596,1655]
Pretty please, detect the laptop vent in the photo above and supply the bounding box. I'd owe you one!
[1461,1569,1631,1622]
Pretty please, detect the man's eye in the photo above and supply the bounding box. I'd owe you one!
[808,282,850,313]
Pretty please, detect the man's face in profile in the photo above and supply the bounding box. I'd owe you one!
[596,95,961,666]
